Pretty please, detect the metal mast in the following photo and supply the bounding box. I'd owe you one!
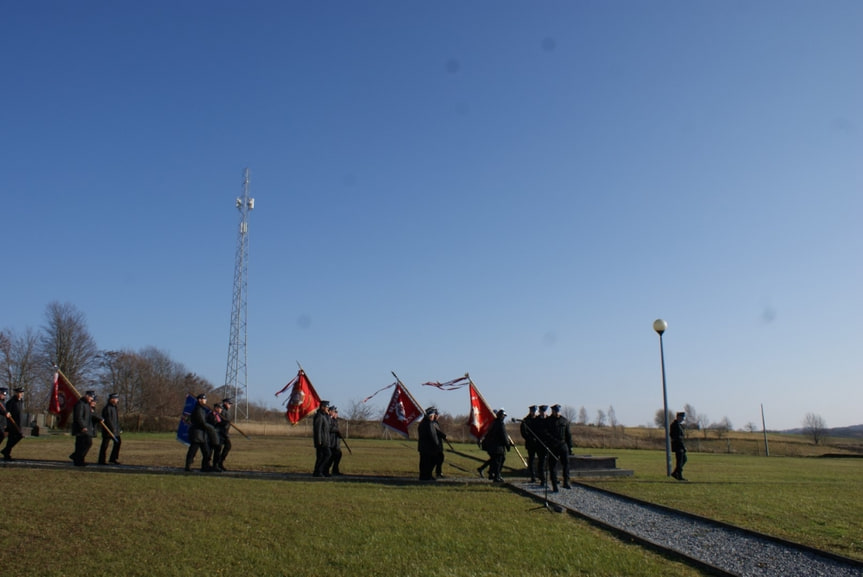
[224,168,254,419]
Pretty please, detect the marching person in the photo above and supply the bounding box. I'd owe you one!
[1,387,24,461]
[328,406,344,476]
[417,407,442,481]
[98,393,122,465]
[71,390,99,467]
[0,388,9,458]
[312,401,332,477]
[546,404,573,491]
[185,393,215,472]
[670,411,688,481]
[483,408,512,482]
[215,397,233,471]
[520,405,538,482]
[206,403,224,471]
[433,412,449,479]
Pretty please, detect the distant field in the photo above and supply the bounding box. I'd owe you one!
[8,431,863,573]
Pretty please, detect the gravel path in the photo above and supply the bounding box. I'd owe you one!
[513,480,862,577]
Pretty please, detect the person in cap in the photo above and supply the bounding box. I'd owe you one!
[534,404,549,485]
[71,390,99,466]
[0,389,9,458]
[670,412,687,481]
[185,393,216,472]
[482,409,513,482]
[312,401,332,477]
[433,411,450,479]
[206,403,225,471]
[327,406,345,476]
[98,393,122,465]
[520,405,539,482]
[214,398,233,471]
[1,387,24,461]
[546,404,573,491]
[417,407,442,481]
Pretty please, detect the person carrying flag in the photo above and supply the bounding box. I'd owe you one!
[206,403,225,471]
[215,397,234,471]
[71,390,100,467]
[312,401,332,477]
[417,407,443,481]
[98,393,122,465]
[483,409,512,482]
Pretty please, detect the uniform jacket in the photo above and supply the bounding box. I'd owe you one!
[72,397,92,436]
[101,403,120,437]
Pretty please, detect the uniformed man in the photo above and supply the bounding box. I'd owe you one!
[185,393,215,472]
[215,397,233,471]
[670,412,687,481]
[0,388,10,458]
[206,403,224,471]
[328,406,344,476]
[483,409,512,482]
[417,407,442,481]
[312,401,332,477]
[71,390,98,467]
[546,403,573,492]
[1,387,24,461]
[433,412,449,479]
[98,393,122,465]
[520,405,538,482]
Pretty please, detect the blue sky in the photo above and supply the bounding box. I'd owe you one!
[2,1,861,430]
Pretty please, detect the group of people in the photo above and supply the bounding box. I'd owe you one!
[0,387,25,461]
[520,404,574,492]
[69,390,123,467]
[312,400,346,477]
[184,393,234,472]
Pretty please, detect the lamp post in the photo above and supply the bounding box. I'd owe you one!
[653,318,672,477]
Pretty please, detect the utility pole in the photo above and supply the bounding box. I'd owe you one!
[224,168,254,419]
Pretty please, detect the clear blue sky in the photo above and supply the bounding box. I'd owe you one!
[2,1,861,430]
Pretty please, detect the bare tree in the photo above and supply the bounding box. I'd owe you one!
[710,416,733,439]
[1,327,46,401]
[39,302,100,389]
[595,409,606,427]
[654,408,674,429]
[577,406,589,425]
[344,398,376,422]
[562,405,577,423]
[803,412,827,445]
[696,413,710,439]
[607,405,619,428]
[744,421,757,433]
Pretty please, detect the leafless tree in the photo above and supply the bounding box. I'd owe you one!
[607,405,619,428]
[744,421,757,433]
[1,327,47,401]
[562,405,577,423]
[695,412,711,439]
[654,408,674,429]
[577,406,589,425]
[710,416,733,439]
[595,409,606,427]
[344,398,376,422]
[39,302,100,390]
[803,412,827,445]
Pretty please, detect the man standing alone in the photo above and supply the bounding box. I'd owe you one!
[1,388,24,461]
[670,412,687,481]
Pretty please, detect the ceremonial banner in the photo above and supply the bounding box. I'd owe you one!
[176,393,197,446]
[421,375,470,391]
[467,380,495,439]
[47,370,80,428]
[381,383,424,437]
[276,369,321,424]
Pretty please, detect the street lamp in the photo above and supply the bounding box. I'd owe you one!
[653,318,672,477]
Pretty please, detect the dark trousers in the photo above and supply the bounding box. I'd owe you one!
[185,432,212,471]
[216,437,231,467]
[673,448,687,476]
[2,428,23,457]
[73,434,92,466]
[314,445,332,477]
[487,450,506,480]
[535,450,547,484]
[548,447,570,488]
[418,451,438,480]
[435,451,444,477]
[525,442,537,480]
[329,446,343,475]
[98,435,121,464]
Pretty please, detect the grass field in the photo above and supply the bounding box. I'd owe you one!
[5,431,862,575]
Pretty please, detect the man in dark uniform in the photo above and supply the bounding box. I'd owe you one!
[98,393,122,464]
[206,403,224,471]
[483,409,512,482]
[327,406,344,476]
[0,388,9,458]
[417,407,442,481]
[214,397,233,471]
[670,412,687,481]
[520,405,538,482]
[71,390,98,467]
[546,404,573,492]
[433,412,449,479]
[534,405,549,485]
[185,393,215,472]
[312,401,332,477]
[1,387,24,461]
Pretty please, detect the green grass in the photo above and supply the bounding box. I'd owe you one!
[8,433,862,575]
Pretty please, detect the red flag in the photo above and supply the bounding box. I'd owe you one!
[467,381,495,439]
[277,370,321,425]
[48,371,80,428]
[381,383,423,437]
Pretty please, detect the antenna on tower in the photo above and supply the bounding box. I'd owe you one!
[224,167,253,419]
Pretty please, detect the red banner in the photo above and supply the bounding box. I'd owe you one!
[279,370,321,425]
[467,381,495,439]
[48,371,80,428]
[382,383,423,437]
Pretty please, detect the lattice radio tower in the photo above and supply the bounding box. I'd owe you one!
[224,168,254,419]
